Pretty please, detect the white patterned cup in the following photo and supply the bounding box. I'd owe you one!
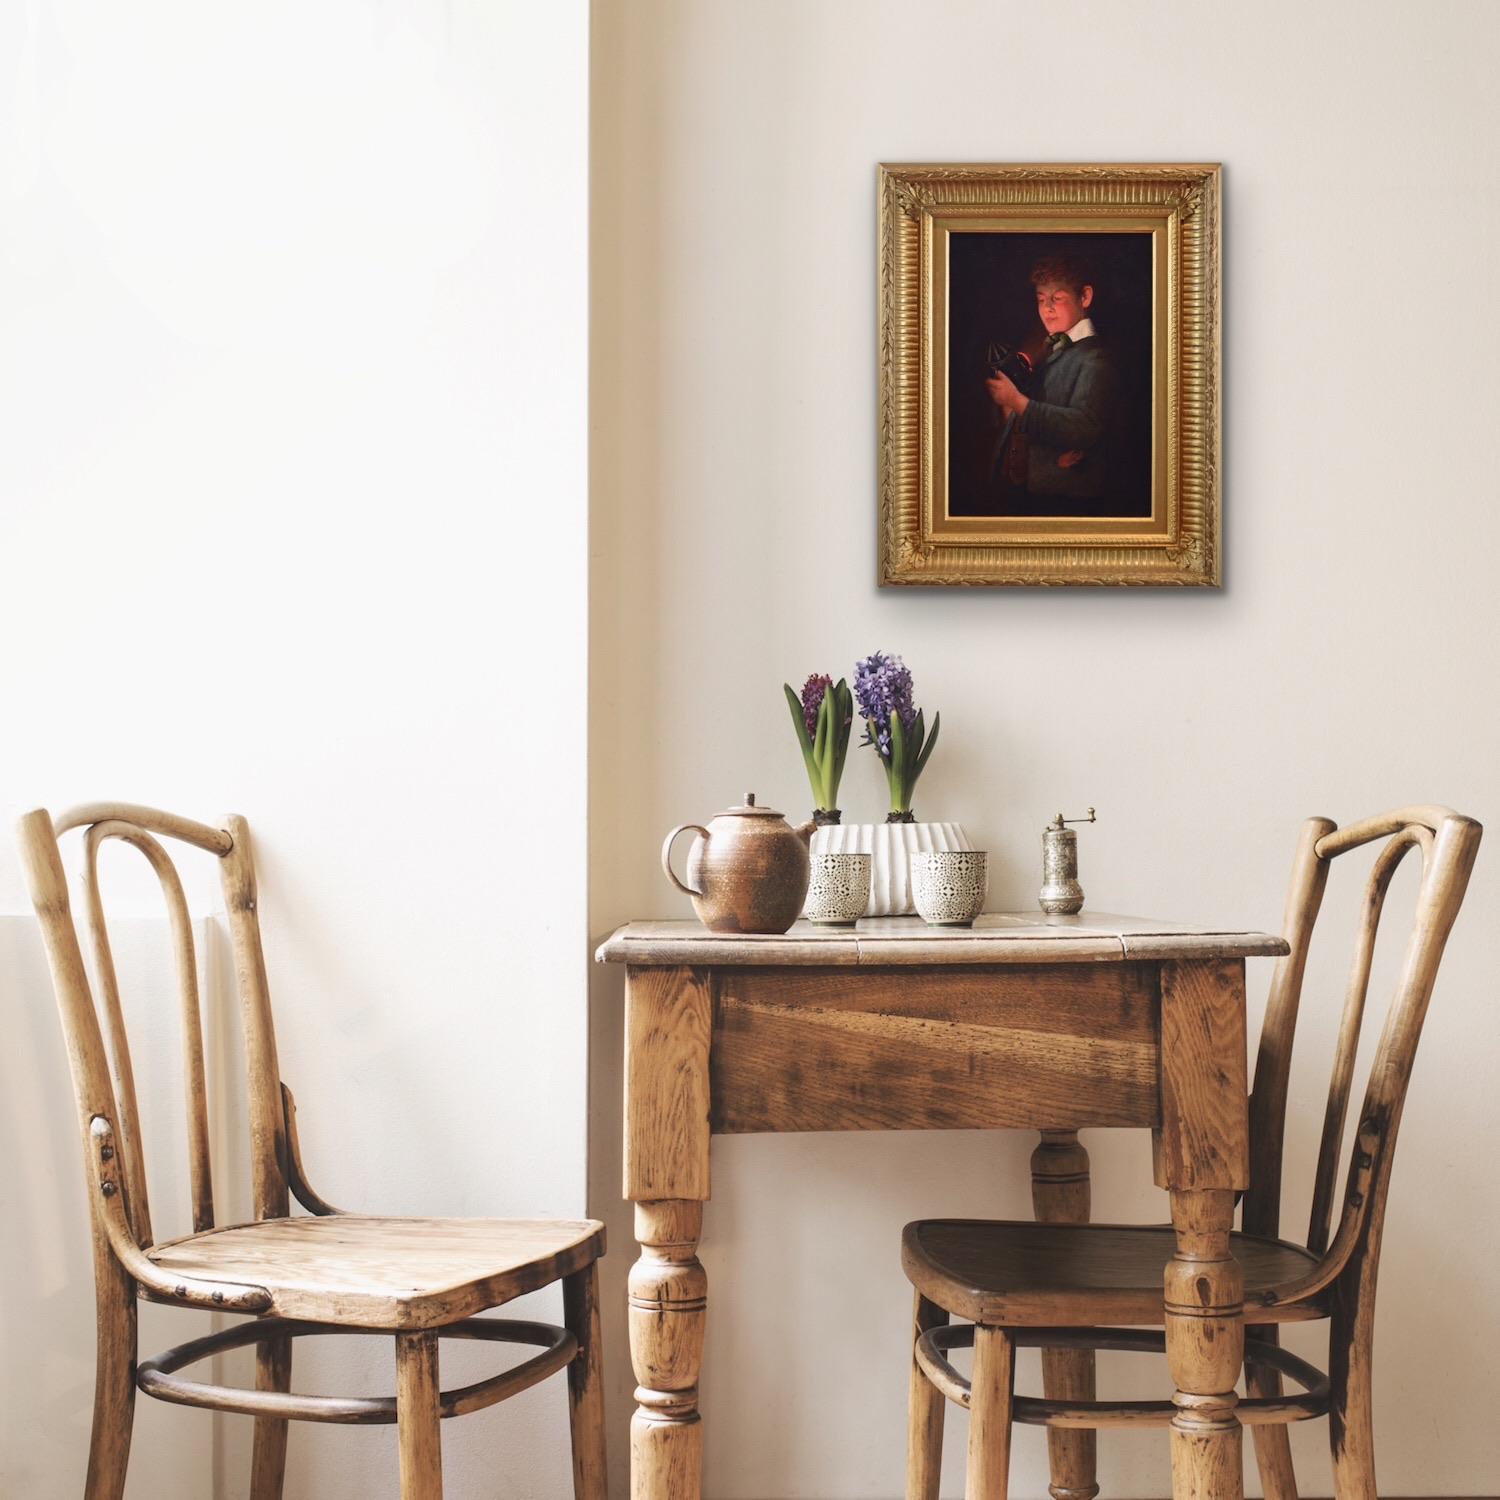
[810,820,971,916]
[803,852,872,926]
[911,850,988,926]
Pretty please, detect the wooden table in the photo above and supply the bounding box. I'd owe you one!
[597,913,1287,1500]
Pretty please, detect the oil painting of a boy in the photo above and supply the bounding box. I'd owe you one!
[948,233,1153,520]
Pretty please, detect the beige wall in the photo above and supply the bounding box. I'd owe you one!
[590,2,1500,1496]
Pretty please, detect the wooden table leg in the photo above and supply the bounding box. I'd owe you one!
[1031,1129,1099,1500]
[1166,1189,1244,1500]
[628,1201,706,1500]
[623,965,714,1500]
[1157,960,1249,1500]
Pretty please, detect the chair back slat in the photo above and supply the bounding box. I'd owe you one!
[16,805,289,1256]
[79,825,155,1244]
[220,815,289,1221]
[1242,816,1335,1240]
[1318,812,1479,1281]
[1304,826,1428,1254]
[84,822,216,1238]
[1246,806,1480,1290]
[18,810,125,1207]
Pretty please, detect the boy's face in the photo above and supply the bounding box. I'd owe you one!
[1035,280,1093,336]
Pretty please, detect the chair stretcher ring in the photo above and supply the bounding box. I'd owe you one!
[136,1315,578,1424]
[914,1325,1330,1428]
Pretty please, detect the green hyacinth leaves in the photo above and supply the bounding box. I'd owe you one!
[784,675,853,813]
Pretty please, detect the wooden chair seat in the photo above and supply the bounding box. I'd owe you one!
[902,1220,1325,1327]
[146,1215,606,1329]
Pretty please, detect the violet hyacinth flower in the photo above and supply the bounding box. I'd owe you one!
[853,651,916,761]
[853,651,940,819]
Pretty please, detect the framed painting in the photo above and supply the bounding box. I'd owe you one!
[878,162,1221,586]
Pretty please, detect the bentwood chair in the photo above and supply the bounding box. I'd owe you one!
[901,805,1480,1500]
[18,804,607,1500]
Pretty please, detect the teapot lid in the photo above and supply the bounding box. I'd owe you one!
[724,792,783,818]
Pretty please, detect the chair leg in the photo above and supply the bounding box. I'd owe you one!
[1330,1364,1376,1500]
[396,1330,444,1500]
[1248,1330,1299,1500]
[563,1263,609,1499]
[1038,1346,1097,1500]
[84,1260,137,1500]
[1329,1277,1377,1500]
[1031,1130,1099,1500]
[249,1331,293,1499]
[906,1293,948,1500]
[966,1326,1015,1500]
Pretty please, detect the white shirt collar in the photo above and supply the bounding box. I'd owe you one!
[1063,316,1095,342]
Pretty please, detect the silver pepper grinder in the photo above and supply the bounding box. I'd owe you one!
[1039,808,1096,914]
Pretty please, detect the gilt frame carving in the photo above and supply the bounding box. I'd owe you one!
[878,163,1221,587]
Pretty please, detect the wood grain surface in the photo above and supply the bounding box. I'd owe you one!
[599,914,1287,967]
[711,964,1160,1134]
[1153,960,1249,1192]
[145,1215,605,1329]
[624,966,712,1201]
[901,1219,1320,1327]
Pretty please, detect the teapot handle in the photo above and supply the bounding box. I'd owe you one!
[661,824,710,898]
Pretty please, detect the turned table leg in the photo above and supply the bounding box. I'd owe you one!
[1032,1129,1099,1500]
[628,1201,706,1500]
[623,965,713,1500]
[1166,1189,1244,1500]
[1157,960,1250,1500]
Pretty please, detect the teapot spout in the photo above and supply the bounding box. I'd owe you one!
[793,818,818,846]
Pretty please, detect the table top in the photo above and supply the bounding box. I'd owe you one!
[596,912,1288,967]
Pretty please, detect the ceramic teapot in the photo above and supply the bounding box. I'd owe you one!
[662,794,816,934]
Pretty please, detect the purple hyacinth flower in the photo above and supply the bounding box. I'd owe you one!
[853,651,916,760]
[800,674,833,740]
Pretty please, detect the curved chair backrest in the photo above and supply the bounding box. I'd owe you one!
[1243,806,1481,1290]
[16,805,289,1253]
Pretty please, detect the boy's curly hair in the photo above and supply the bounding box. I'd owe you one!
[1029,254,1093,298]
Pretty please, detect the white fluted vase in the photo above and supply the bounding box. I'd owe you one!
[808,821,972,917]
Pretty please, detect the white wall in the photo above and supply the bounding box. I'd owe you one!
[1,2,589,1496]
[590,2,1500,1497]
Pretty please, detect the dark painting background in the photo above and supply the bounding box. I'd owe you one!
[947,231,1154,518]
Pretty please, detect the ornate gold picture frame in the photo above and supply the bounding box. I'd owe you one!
[878,163,1221,586]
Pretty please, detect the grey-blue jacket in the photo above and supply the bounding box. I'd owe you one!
[1019,336,1119,501]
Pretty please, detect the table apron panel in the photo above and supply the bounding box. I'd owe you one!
[709,963,1162,1135]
